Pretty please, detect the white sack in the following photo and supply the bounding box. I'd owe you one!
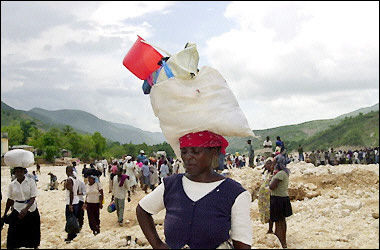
[96,162,104,172]
[4,149,35,168]
[150,66,254,159]
[156,43,199,83]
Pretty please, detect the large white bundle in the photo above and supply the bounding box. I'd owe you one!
[150,66,254,158]
[4,149,35,168]
[96,162,104,172]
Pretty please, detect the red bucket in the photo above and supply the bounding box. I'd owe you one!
[123,35,163,80]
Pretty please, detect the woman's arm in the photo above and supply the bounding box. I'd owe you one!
[66,178,74,212]
[18,197,36,219]
[232,240,251,249]
[136,204,168,249]
[3,198,14,217]
[99,189,104,209]
[230,191,252,249]
[269,178,280,190]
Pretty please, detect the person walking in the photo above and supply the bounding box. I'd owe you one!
[64,166,80,243]
[136,131,252,249]
[109,162,119,193]
[137,150,147,163]
[77,178,86,231]
[110,167,130,226]
[269,148,293,249]
[82,164,89,184]
[72,161,79,178]
[258,158,275,234]
[36,163,41,174]
[83,175,103,235]
[102,159,108,177]
[32,171,39,183]
[141,160,151,194]
[149,163,159,191]
[275,136,284,151]
[2,165,41,249]
[159,160,170,184]
[247,139,255,168]
[123,156,138,194]
[263,136,273,159]
[297,145,304,162]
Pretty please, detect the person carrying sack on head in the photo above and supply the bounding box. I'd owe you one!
[136,131,253,249]
[2,149,41,249]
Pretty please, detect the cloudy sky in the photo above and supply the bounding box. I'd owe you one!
[1,1,379,132]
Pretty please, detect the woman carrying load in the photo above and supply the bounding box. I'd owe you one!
[2,165,41,249]
[136,130,252,249]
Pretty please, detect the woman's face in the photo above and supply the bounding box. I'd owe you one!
[180,147,215,175]
[264,160,273,171]
[88,177,95,185]
[14,167,26,179]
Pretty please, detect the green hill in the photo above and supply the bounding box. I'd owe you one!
[1,101,165,145]
[301,111,379,151]
[2,101,378,153]
[26,107,165,145]
[225,104,379,154]
[1,102,48,129]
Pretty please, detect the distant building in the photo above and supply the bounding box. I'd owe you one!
[156,151,167,158]
[1,132,9,156]
[61,149,72,157]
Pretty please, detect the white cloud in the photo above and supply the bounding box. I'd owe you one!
[1,1,175,133]
[90,1,176,25]
[2,1,378,134]
[205,1,379,129]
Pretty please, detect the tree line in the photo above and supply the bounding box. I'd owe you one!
[1,121,175,162]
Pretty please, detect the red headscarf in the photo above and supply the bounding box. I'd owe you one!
[179,131,229,154]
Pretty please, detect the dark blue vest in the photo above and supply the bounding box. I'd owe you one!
[163,174,246,249]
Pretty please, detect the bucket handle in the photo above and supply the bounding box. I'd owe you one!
[140,40,172,57]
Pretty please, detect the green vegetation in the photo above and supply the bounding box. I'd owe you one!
[225,111,379,154]
[1,101,378,160]
[1,122,175,162]
[300,111,379,151]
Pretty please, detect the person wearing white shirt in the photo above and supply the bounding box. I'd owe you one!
[2,166,40,249]
[263,136,273,158]
[83,175,103,235]
[173,159,185,174]
[159,161,170,183]
[77,179,86,230]
[64,166,80,243]
[102,159,108,177]
[110,168,130,226]
[123,156,138,194]
[353,151,359,164]
[136,130,252,249]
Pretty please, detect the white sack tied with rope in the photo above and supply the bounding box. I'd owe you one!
[150,66,255,158]
[4,149,35,168]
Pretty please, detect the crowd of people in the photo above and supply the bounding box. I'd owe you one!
[1,133,378,249]
[1,148,189,247]
[302,147,379,166]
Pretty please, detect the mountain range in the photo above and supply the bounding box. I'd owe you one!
[1,101,378,152]
[1,101,165,145]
